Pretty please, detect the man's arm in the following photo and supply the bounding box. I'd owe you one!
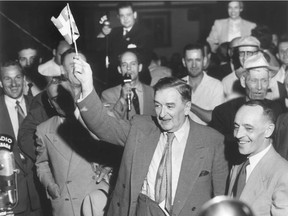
[190,104,212,123]
[73,58,130,146]
[211,133,229,196]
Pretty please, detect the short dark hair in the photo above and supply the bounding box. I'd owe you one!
[183,43,204,58]
[0,60,23,79]
[251,25,273,50]
[278,33,288,47]
[117,2,135,13]
[154,77,191,102]
[243,100,276,124]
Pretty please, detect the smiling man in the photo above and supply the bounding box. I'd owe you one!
[210,52,284,166]
[228,100,288,216]
[0,61,43,216]
[73,55,229,216]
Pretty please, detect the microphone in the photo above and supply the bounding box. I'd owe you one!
[123,74,132,111]
[0,134,19,214]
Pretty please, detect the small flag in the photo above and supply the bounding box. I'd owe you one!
[51,5,79,45]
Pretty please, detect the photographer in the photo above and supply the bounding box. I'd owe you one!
[96,2,154,87]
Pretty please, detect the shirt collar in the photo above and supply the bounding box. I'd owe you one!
[164,117,190,144]
[133,82,143,92]
[248,144,271,166]
[4,94,24,105]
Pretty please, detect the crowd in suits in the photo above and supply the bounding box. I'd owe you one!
[1,1,288,216]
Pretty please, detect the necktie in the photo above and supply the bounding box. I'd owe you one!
[232,159,250,199]
[15,100,25,126]
[132,88,140,114]
[155,132,175,213]
[27,82,33,96]
[123,29,128,37]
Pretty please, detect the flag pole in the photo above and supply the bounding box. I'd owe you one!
[67,3,79,57]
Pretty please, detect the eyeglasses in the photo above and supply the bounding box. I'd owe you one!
[239,51,259,58]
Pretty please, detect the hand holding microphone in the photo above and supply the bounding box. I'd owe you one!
[122,74,132,111]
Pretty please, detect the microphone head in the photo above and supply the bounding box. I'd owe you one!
[123,73,132,84]
[0,134,14,152]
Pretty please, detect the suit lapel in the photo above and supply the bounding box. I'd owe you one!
[172,120,208,215]
[45,117,73,161]
[0,96,26,171]
[240,148,275,203]
[130,123,161,202]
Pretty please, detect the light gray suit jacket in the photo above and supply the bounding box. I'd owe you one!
[77,89,229,216]
[101,83,155,119]
[228,146,288,216]
[35,116,108,216]
[207,18,256,52]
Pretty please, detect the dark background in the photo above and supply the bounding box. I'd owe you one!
[0,1,287,79]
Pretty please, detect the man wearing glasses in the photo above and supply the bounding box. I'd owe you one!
[222,36,261,101]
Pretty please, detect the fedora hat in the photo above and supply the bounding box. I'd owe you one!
[235,52,279,78]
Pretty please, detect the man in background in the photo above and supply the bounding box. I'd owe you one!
[96,1,154,87]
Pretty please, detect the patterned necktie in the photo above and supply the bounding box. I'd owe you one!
[155,132,175,213]
[232,159,250,199]
[15,100,25,126]
[27,82,33,96]
[132,88,140,114]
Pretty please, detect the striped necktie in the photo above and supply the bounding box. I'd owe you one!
[155,132,175,213]
[15,100,25,126]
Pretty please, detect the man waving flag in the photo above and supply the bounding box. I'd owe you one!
[51,4,79,45]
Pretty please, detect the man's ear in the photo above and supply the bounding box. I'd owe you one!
[182,58,186,67]
[117,66,122,75]
[184,101,191,115]
[203,56,208,68]
[53,49,56,57]
[276,53,279,60]
[240,75,246,88]
[133,11,137,19]
[138,64,143,73]
[0,81,3,88]
[265,123,275,138]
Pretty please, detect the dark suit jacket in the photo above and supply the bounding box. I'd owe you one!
[228,147,288,215]
[274,112,288,159]
[77,89,229,216]
[210,97,284,166]
[0,95,42,214]
[96,23,154,86]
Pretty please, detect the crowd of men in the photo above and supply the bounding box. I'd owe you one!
[1,1,288,216]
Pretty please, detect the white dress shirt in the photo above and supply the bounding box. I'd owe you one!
[141,118,190,215]
[246,144,272,182]
[4,95,27,138]
[183,72,225,125]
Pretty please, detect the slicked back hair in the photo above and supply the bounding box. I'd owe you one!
[154,77,191,102]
